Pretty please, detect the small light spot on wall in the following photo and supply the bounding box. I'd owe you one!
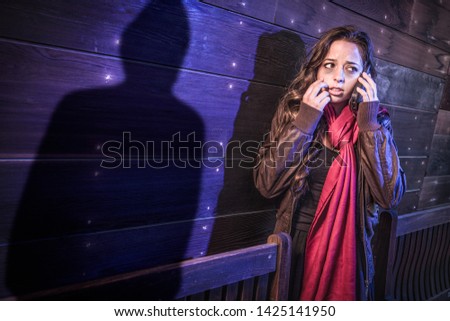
[228,84,233,89]
[291,19,295,24]
[207,206,210,211]
[115,39,121,46]
[384,14,388,20]
[239,20,243,25]
[216,168,220,172]
[232,62,237,68]
[202,225,208,231]
[240,1,246,7]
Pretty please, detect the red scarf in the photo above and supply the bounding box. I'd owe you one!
[300,104,359,300]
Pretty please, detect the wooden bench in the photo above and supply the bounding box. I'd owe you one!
[390,206,450,300]
[11,232,291,300]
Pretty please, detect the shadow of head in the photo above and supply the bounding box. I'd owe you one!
[6,0,204,300]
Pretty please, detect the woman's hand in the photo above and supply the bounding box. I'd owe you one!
[302,79,330,112]
[356,72,379,102]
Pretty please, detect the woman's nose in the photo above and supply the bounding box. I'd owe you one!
[333,68,345,83]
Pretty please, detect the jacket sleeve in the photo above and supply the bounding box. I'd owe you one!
[254,103,323,198]
[356,102,406,209]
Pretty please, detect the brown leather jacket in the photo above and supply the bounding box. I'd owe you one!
[254,102,406,300]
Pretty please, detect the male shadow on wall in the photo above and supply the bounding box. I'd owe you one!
[6,0,204,300]
[208,31,306,254]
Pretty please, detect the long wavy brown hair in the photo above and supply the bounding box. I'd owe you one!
[270,25,377,194]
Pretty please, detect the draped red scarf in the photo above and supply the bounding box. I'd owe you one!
[300,104,359,301]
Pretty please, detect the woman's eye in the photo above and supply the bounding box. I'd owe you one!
[324,63,334,69]
[347,66,359,73]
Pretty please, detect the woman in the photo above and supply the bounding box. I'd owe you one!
[254,26,406,300]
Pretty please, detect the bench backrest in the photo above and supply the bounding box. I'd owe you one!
[12,232,291,300]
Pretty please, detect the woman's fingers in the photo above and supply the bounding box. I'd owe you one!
[358,72,378,101]
[303,79,329,111]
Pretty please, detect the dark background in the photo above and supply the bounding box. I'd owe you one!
[0,0,449,300]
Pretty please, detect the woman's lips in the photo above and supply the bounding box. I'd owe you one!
[329,87,344,96]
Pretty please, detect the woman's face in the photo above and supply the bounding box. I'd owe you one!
[317,40,364,109]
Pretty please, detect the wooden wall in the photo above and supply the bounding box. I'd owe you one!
[0,0,449,299]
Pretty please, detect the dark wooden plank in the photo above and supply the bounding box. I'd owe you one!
[0,160,275,244]
[225,282,239,300]
[332,0,450,52]
[403,232,418,300]
[399,157,427,190]
[427,134,450,176]
[267,232,291,301]
[392,234,405,300]
[432,0,450,11]
[0,159,210,242]
[418,228,432,300]
[206,210,276,256]
[389,107,437,157]
[397,205,450,236]
[434,109,450,135]
[373,210,397,300]
[0,210,275,298]
[440,75,450,111]
[398,233,413,300]
[1,41,443,160]
[254,274,269,300]
[443,224,450,289]
[422,227,435,299]
[208,287,223,300]
[275,0,449,78]
[11,242,277,300]
[376,60,444,112]
[437,224,449,294]
[0,0,312,86]
[409,229,423,300]
[240,278,255,300]
[0,40,290,157]
[188,292,206,300]
[429,226,441,297]
[431,225,448,295]
[444,224,450,289]
[397,190,420,214]
[418,175,450,209]
[201,0,278,22]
